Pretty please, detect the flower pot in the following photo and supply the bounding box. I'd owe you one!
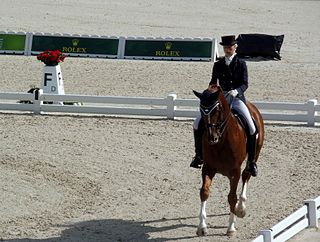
[45,62,59,67]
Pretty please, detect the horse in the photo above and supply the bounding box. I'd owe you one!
[193,86,264,236]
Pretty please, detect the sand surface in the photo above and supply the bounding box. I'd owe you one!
[0,0,320,241]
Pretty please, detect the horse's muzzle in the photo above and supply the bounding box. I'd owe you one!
[209,139,219,145]
[208,134,220,145]
[207,124,220,145]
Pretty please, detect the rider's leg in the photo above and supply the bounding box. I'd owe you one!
[190,115,204,169]
[232,99,258,176]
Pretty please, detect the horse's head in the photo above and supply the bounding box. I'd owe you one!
[193,87,231,145]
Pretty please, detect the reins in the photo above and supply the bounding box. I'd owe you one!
[200,93,233,143]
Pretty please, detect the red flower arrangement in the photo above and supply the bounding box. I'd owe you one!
[37,50,66,66]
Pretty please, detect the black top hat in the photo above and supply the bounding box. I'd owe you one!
[219,35,237,46]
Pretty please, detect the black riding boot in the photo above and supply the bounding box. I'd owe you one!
[190,125,204,169]
[247,132,258,176]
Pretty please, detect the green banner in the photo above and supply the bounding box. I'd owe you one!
[0,34,26,51]
[31,36,119,55]
[124,40,212,58]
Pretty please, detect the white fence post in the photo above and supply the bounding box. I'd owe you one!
[259,229,273,242]
[307,99,317,126]
[211,38,218,62]
[117,36,126,59]
[24,32,32,56]
[166,93,177,120]
[304,199,319,228]
[33,89,43,115]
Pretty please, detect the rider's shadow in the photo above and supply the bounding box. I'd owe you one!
[4,214,228,242]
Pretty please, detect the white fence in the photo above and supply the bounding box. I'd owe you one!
[252,196,320,242]
[0,90,319,126]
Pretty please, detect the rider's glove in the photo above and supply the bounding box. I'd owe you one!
[229,89,238,97]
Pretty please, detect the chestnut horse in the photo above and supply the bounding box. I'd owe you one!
[193,87,264,236]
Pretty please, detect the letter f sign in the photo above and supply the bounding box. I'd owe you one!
[44,73,52,86]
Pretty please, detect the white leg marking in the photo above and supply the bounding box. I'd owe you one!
[240,181,247,201]
[227,212,236,235]
[235,181,247,218]
[199,201,207,228]
[197,201,208,236]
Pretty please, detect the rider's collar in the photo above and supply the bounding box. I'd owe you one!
[225,53,236,66]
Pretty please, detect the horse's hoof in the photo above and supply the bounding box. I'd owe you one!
[235,202,246,218]
[196,227,208,236]
[227,229,236,236]
[235,208,246,218]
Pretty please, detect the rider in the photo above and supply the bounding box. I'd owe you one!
[190,35,258,177]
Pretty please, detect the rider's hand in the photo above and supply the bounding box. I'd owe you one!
[229,89,238,97]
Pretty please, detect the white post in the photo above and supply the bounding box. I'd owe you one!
[307,99,317,126]
[259,229,273,242]
[24,32,32,56]
[166,93,177,120]
[211,38,218,62]
[304,199,319,228]
[33,88,43,115]
[117,36,126,59]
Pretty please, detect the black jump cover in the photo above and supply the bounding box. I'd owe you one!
[236,34,284,60]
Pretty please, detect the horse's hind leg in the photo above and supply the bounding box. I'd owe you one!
[197,165,215,236]
[227,168,241,235]
[235,169,251,218]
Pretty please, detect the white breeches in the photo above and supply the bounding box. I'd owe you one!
[226,95,256,135]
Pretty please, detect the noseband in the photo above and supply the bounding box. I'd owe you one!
[200,101,231,144]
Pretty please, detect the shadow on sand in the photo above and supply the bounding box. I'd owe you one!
[4,214,229,242]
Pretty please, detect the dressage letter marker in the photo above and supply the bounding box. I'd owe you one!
[44,73,52,86]
[41,65,65,104]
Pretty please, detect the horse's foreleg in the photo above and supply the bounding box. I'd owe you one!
[235,170,251,218]
[197,200,207,236]
[227,169,241,235]
[197,167,215,236]
[227,213,236,236]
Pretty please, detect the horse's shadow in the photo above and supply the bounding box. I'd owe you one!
[4,214,228,242]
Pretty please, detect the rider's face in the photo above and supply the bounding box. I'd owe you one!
[223,44,237,57]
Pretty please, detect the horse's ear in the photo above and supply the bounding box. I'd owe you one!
[193,90,202,99]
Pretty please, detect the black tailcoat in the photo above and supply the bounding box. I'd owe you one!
[209,55,248,103]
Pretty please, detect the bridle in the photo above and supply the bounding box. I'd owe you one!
[200,100,231,144]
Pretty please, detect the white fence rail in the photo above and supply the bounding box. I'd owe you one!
[252,196,320,242]
[0,90,319,126]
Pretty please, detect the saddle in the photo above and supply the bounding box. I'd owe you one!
[231,108,259,142]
